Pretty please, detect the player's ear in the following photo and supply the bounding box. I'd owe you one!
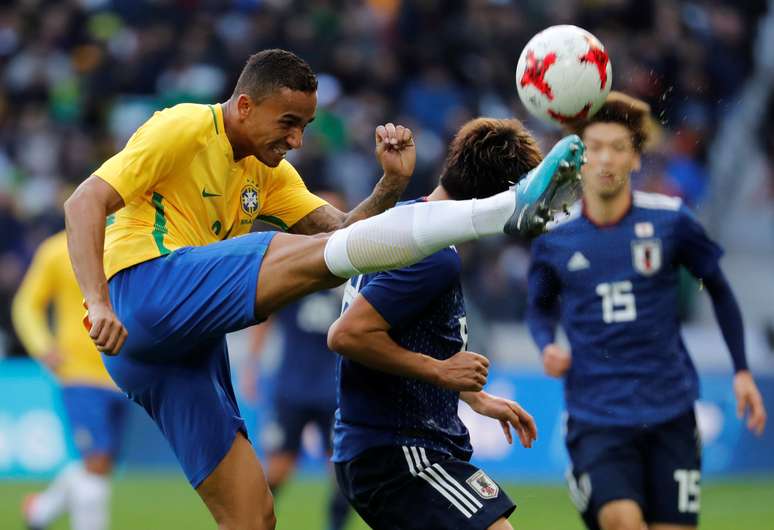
[236,94,253,119]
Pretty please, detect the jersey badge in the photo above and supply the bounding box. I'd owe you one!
[631,238,662,276]
[567,251,590,271]
[466,470,499,499]
[240,184,260,218]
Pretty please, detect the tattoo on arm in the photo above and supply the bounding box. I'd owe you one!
[289,174,405,235]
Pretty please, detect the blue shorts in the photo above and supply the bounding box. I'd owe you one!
[61,385,129,459]
[103,232,277,487]
[262,398,336,455]
[335,445,515,530]
[565,409,701,529]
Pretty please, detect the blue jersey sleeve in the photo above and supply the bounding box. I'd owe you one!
[526,237,561,352]
[676,206,724,279]
[359,248,461,328]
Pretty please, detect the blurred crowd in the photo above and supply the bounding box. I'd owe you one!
[0,0,771,357]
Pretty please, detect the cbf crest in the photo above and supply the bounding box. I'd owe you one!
[466,470,499,499]
[631,238,662,276]
[240,184,260,218]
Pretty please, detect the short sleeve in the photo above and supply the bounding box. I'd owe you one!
[675,206,724,279]
[359,249,461,328]
[94,109,198,205]
[258,161,328,231]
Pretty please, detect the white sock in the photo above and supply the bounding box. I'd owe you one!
[324,191,514,278]
[27,462,80,526]
[70,468,110,530]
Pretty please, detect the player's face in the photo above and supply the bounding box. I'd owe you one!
[243,88,317,167]
[581,122,641,199]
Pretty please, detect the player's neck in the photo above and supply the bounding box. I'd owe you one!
[221,99,247,161]
[583,187,632,226]
[426,186,450,202]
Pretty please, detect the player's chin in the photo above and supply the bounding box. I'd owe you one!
[257,149,285,167]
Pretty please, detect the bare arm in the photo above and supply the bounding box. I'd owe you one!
[289,123,416,235]
[327,293,489,392]
[63,175,127,354]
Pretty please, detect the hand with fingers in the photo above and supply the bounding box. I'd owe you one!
[542,343,571,378]
[465,391,538,448]
[374,122,416,183]
[435,350,490,392]
[84,301,128,355]
[733,370,767,436]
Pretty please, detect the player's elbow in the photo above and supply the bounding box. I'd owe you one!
[327,319,360,356]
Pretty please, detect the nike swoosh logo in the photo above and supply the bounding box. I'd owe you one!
[202,188,221,198]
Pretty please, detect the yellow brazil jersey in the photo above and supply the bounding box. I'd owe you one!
[12,231,116,388]
[96,103,327,279]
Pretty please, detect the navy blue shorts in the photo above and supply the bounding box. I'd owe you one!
[61,385,129,459]
[335,445,515,530]
[565,409,701,529]
[262,399,335,455]
[103,232,277,487]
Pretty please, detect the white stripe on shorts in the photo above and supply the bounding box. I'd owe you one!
[402,446,477,519]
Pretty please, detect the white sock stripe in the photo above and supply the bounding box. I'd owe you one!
[402,446,417,476]
[417,471,473,519]
[433,464,484,509]
[424,465,480,514]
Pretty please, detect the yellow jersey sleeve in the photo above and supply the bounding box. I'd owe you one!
[12,238,58,358]
[94,109,203,205]
[257,161,328,231]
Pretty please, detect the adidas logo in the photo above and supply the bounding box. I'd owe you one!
[567,251,590,271]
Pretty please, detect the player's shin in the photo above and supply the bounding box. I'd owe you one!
[323,191,514,278]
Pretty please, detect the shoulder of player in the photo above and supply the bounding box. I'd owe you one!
[632,190,683,212]
[145,103,216,145]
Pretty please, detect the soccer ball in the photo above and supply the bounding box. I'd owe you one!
[515,25,612,127]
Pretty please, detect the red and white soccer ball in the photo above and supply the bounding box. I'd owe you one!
[516,25,612,127]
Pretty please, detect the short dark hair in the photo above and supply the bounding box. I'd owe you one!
[233,49,317,102]
[569,91,651,152]
[440,118,543,200]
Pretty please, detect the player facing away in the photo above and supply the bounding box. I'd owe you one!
[63,49,582,530]
[327,117,541,530]
[12,231,129,530]
[526,92,768,530]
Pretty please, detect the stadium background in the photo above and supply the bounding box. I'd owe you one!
[1,0,773,528]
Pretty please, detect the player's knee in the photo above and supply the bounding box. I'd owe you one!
[598,500,643,530]
[487,516,514,529]
[257,504,276,530]
[84,454,113,475]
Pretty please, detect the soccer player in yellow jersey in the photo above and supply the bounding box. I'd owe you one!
[12,231,128,530]
[63,49,585,529]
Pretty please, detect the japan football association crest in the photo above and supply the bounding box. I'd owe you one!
[240,184,260,217]
[631,238,662,276]
[466,470,499,499]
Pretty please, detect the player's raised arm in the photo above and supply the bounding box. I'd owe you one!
[289,123,416,235]
[64,175,127,355]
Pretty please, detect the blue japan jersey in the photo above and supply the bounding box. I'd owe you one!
[332,202,472,463]
[527,192,723,427]
[272,290,341,408]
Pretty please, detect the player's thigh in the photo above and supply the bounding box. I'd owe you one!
[649,525,695,530]
[255,232,344,318]
[487,517,514,529]
[336,445,515,530]
[597,500,644,530]
[565,418,646,530]
[196,432,276,530]
[644,410,701,527]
